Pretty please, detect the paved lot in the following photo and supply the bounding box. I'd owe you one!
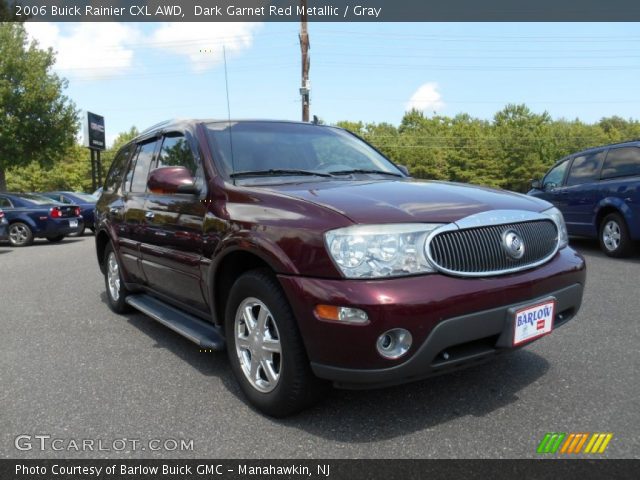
[0,236,638,459]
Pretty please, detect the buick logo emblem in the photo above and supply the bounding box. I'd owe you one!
[502,230,525,259]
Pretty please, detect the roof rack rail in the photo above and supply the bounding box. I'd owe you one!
[139,119,176,135]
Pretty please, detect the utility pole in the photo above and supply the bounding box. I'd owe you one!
[299,0,310,122]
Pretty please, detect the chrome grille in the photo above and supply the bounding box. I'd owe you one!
[427,220,558,276]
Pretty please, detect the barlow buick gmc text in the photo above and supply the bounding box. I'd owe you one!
[95,119,586,416]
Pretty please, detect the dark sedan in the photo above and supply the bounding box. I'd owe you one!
[0,208,8,242]
[0,193,84,246]
[41,191,97,235]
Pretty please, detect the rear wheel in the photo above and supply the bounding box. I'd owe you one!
[8,222,34,247]
[47,235,65,243]
[599,213,634,258]
[225,269,328,417]
[103,243,131,313]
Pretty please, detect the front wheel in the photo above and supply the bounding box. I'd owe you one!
[103,243,131,313]
[225,269,328,417]
[599,213,634,258]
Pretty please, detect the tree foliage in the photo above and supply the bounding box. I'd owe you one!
[6,127,139,193]
[0,22,78,191]
[340,105,640,192]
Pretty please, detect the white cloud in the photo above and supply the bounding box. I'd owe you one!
[406,82,445,113]
[25,22,141,80]
[149,22,262,72]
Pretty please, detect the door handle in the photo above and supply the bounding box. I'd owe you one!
[145,211,155,219]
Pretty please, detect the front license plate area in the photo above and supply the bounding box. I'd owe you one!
[513,300,555,346]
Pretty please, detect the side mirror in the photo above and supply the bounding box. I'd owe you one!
[397,165,410,176]
[530,179,542,190]
[147,166,199,195]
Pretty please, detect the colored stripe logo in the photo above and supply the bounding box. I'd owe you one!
[537,433,613,454]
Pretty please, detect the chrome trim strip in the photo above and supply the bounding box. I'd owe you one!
[424,210,560,278]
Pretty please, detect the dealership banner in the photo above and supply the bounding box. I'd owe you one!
[1,459,638,480]
[5,0,640,22]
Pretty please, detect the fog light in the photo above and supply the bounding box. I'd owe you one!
[376,328,412,359]
[314,305,369,324]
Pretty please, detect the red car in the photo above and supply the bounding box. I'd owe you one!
[95,120,586,416]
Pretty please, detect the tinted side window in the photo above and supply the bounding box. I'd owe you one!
[157,134,196,175]
[601,147,640,180]
[543,159,569,190]
[0,197,13,208]
[104,145,133,193]
[566,151,604,186]
[129,140,159,193]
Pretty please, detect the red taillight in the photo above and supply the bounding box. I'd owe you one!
[74,207,81,216]
[50,207,62,218]
[0,211,4,219]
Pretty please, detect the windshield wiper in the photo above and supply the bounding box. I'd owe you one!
[230,169,333,178]
[328,169,404,177]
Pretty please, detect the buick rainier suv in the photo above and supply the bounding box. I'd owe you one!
[95,120,586,416]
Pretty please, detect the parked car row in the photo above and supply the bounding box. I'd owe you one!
[0,191,97,247]
[529,139,640,257]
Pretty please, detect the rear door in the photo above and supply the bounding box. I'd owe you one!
[560,149,606,236]
[599,145,640,238]
[140,131,209,312]
[120,139,160,283]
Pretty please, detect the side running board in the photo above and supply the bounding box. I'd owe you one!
[125,294,225,350]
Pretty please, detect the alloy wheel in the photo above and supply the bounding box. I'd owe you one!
[603,220,621,252]
[107,252,121,301]
[9,224,29,246]
[234,297,282,393]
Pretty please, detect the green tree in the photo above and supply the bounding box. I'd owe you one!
[0,1,20,21]
[0,22,78,191]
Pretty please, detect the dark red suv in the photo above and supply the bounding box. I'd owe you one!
[95,120,586,416]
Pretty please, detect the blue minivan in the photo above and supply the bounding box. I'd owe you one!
[529,140,640,257]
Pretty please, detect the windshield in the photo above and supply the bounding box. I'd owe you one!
[206,121,403,178]
[70,192,98,203]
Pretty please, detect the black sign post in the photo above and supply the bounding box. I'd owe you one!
[84,112,106,192]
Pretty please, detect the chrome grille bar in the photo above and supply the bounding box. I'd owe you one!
[426,219,559,277]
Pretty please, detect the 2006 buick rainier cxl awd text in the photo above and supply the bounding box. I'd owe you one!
[95,119,585,416]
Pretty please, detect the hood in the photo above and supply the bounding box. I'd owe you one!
[262,179,551,224]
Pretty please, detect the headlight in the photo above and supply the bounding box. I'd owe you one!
[324,224,442,279]
[543,207,569,249]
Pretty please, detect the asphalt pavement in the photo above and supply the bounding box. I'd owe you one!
[0,236,638,458]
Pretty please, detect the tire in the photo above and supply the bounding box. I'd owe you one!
[103,243,131,313]
[225,269,328,417]
[8,222,34,247]
[47,235,65,243]
[599,212,634,258]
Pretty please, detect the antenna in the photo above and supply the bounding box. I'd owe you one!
[222,45,236,183]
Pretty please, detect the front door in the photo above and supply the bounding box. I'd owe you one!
[140,132,209,312]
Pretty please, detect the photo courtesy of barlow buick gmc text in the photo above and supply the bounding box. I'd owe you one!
[0,1,638,479]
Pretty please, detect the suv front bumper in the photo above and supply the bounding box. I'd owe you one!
[278,247,586,389]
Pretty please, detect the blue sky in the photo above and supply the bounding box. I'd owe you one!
[25,22,640,147]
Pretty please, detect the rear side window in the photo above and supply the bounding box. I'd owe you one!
[601,147,640,180]
[129,140,159,193]
[543,159,569,190]
[566,151,604,186]
[104,145,133,193]
[0,197,13,208]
